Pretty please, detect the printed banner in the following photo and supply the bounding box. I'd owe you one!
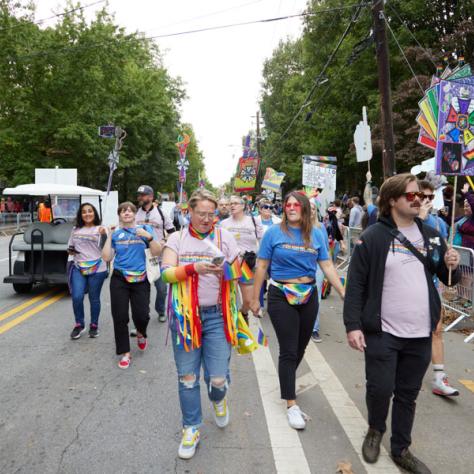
[436,81,474,175]
[234,157,260,192]
[261,167,285,192]
[302,155,337,189]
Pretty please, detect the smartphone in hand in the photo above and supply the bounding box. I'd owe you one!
[211,256,225,266]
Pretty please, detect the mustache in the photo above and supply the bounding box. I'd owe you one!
[410,203,421,208]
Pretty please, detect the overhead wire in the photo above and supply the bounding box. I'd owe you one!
[262,2,367,163]
[10,3,370,61]
[0,0,107,32]
[383,12,425,93]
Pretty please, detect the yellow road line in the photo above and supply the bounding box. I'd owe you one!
[0,292,66,335]
[459,379,474,393]
[0,289,56,323]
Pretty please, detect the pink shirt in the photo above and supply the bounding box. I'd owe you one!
[136,206,174,241]
[381,223,430,338]
[220,215,263,253]
[165,228,240,306]
[68,226,107,272]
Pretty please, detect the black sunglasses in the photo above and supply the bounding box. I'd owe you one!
[261,205,274,210]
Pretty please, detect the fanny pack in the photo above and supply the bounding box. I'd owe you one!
[242,251,257,269]
[76,258,102,276]
[269,279,316,305]
[120,270,147,283]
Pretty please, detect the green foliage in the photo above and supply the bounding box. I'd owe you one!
[260,0,473,193]
[0,0,206,201]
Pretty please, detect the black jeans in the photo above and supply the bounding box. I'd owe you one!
[267,284,318,400]
[110,272,150,355]
[365,332,432,456]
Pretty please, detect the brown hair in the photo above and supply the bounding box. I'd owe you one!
[352,196,360,205]
[378,173,417,217]
[117,201,137,215]
[188,189,218,210]
[418,180,435,192]
[281,191,313,248]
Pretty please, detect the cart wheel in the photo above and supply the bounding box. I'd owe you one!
[13,283,33,294]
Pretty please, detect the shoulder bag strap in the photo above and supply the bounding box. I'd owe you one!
[386,227,430,270]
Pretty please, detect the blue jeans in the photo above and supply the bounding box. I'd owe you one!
[172,305,232,428]
[154,277,167,315]
[313,265,324,333]
[71,267,108,327]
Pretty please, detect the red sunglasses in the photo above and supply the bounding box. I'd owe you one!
[285,202,302,209]
[402,192,425,202]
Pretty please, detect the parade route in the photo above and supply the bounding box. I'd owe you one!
[1,234,473,474]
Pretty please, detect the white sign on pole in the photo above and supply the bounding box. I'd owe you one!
[302,155,337,189]
[354,106,373,163]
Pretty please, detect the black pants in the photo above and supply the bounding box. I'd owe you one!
[267,284,318,400]
[110,272,150,355]
[365,332,432,456]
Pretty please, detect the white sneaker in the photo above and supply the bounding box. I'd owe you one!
[212,397,229,428]
[178,426,200,459]
[287,405,307,430]
[432,375,459,397]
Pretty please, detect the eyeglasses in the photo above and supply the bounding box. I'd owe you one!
[285,202,302,209]
[261,205,274,210]
[195,211,215,220]
[402,192,425,202]
[422,193,435,201]
[230,201,243,206]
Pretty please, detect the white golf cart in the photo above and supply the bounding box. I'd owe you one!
[3,183,105,293]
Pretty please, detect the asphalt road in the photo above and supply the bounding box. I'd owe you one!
[0,235,473,474]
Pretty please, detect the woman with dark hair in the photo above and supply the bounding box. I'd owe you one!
[102,202,161,369]
[68,203,108,339]
[251,191,345,430]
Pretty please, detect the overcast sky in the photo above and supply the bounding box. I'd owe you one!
[33,0,307,186]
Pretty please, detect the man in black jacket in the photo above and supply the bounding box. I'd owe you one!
[343,173,460,474]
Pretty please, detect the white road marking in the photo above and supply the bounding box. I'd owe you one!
[304,343,400,473]
[250,318,311,474]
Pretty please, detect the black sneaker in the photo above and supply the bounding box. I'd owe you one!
[158,313,167,323]
[311,331,322,343]
[391,449,431,474]
[362,428,383,463]
[70,325,85,340]
[89,325,99,338]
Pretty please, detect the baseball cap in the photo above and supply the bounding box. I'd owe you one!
[137,185,154,195]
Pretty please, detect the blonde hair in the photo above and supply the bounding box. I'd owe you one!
[188,189,218,210]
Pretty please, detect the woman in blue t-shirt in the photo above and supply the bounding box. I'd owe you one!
[250,191,345,430]
[102,202,161,369]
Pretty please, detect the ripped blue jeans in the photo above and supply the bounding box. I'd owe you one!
[172,305,232,428]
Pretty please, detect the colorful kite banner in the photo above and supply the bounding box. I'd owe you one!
[261,167,285,192]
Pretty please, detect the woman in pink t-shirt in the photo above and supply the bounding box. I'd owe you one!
[221,195,263,320]
[67,203,108,340]
[161,189,241,460]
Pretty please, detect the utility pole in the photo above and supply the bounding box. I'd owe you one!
[372,0,396,178]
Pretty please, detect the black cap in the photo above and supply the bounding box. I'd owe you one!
[137,185,154,195]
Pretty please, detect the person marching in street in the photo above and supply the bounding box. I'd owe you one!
[344,174,460,474]
[68,203,108,339]
[161,189,240,459]
[102,202,161,369]
[215,196,230,224]
[250,191,345,430]
[418,180,459,397]
[135,185,175,323]
[221,195,263,321]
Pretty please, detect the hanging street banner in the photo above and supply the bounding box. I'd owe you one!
[302,155,337,189]
[261,167,285,192]
[234,156,260,192]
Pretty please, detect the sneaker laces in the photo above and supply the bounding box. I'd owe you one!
[182,428,197,445]
[214,399,226,416]
[442,376,452,386]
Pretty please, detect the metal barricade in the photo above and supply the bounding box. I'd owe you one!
[441,245,474,343]
[337,227,362,271]
[0,212,33,230]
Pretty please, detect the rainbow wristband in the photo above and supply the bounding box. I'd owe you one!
[162,263,196,283]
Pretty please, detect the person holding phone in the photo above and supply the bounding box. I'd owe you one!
[102,202,161,369]
[161,189,240,460]
[68,203,108,340]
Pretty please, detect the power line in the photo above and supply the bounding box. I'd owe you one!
[262,3,367,162]
[383,12,425,93]
[0,0,107,33]
[386,2,437,68]
[10,3,370,61]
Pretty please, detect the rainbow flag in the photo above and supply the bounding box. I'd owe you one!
[223,258,242,281]
[237,312,258,354]
[257,328,268,347]
[239,260,254,283]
